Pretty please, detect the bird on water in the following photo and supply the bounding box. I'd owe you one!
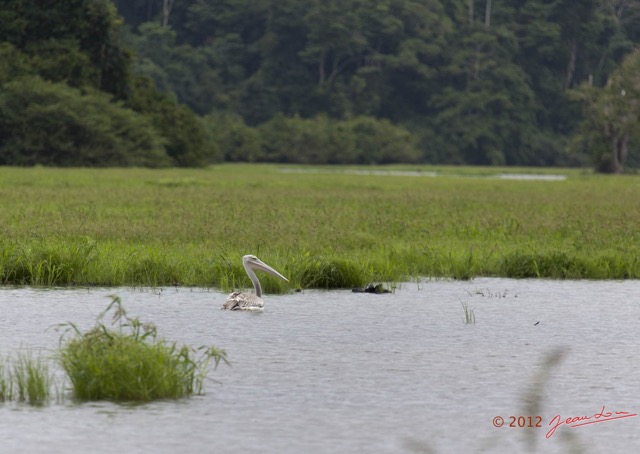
[221,255,288,311]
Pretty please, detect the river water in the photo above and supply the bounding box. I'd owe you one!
[0,279,638,453]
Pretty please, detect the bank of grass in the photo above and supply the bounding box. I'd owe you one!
[0,164,639,288]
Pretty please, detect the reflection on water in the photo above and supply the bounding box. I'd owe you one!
[0,279,638,453]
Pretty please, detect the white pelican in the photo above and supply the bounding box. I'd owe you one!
[221,255,288,310]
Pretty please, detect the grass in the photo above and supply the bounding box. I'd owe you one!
[57,296,228,401]
[461,302,476,325]
[0,296,228,405]
[0,164,639,288]
[12,351,53,403]
[0,351,53,404]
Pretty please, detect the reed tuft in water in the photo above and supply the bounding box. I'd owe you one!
[12,351,53,404]
[58,296,229,401]
[461,301,476,325]
[0,361,8,401]
[0,352,53,404]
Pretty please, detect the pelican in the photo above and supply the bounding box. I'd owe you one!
[221,255,288,310]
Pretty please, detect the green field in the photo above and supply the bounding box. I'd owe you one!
[1,164,639,290]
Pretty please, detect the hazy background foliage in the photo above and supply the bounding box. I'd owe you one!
[2,0,640,171]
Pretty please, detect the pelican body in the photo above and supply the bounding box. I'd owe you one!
[221,255,288,311]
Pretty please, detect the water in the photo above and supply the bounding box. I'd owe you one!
[279,167,567,181]
[496,173,567,181]
[0,279,638,453]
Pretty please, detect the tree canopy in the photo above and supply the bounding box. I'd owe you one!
[0,0,212,167]
[2,0,640,170]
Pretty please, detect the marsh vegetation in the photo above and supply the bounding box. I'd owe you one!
[0,296,228,405]
[0,351,54,404]
[461,301,476,325]
[58,296,228,401]
[0,165,639,289]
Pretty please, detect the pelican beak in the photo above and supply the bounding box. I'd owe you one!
[252,258,289,282]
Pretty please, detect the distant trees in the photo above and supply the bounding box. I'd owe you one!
[0,0,131,98]
[428,8,538,165]
[256,115,420,164]
[571,51,640,173]
[0,0,213,167]
[114,0,640,170]
[1,0,640,169]
[200,114,419,164]
[0,76,169,167]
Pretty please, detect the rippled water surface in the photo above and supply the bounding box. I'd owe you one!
[0,279,638,453]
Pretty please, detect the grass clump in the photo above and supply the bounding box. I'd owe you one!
[294,255,367,289]
[500,251,587,278]
[0,237,97,286]
[12,351,52,403]
[58,296,228,401]
[0,361,8,401]
[124,247,182,287]
[0,351,53,404]
[461,302,476,325]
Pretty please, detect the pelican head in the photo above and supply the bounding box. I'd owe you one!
[242,255,289,283]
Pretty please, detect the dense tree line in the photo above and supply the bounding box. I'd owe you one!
[0,0,214,167]
[1,1,640,170]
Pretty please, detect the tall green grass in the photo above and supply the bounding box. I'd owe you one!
[0,361,7,401]
[0,164,639,287]
[58,296,228,401]
[0,351,54,404]
[12,351,52,403]
[0,296,228,405]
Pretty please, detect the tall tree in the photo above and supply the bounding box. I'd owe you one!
[428,3,538,165]
[571,50,640,173]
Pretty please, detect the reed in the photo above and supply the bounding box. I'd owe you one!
[0,351,54,404]
[58,296,228,401]
[461,302,476,325]
[1,164,639,288]
[0,359,10,401]
[12,351,52,403]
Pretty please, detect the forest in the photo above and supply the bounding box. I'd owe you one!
[1,0,639,171]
